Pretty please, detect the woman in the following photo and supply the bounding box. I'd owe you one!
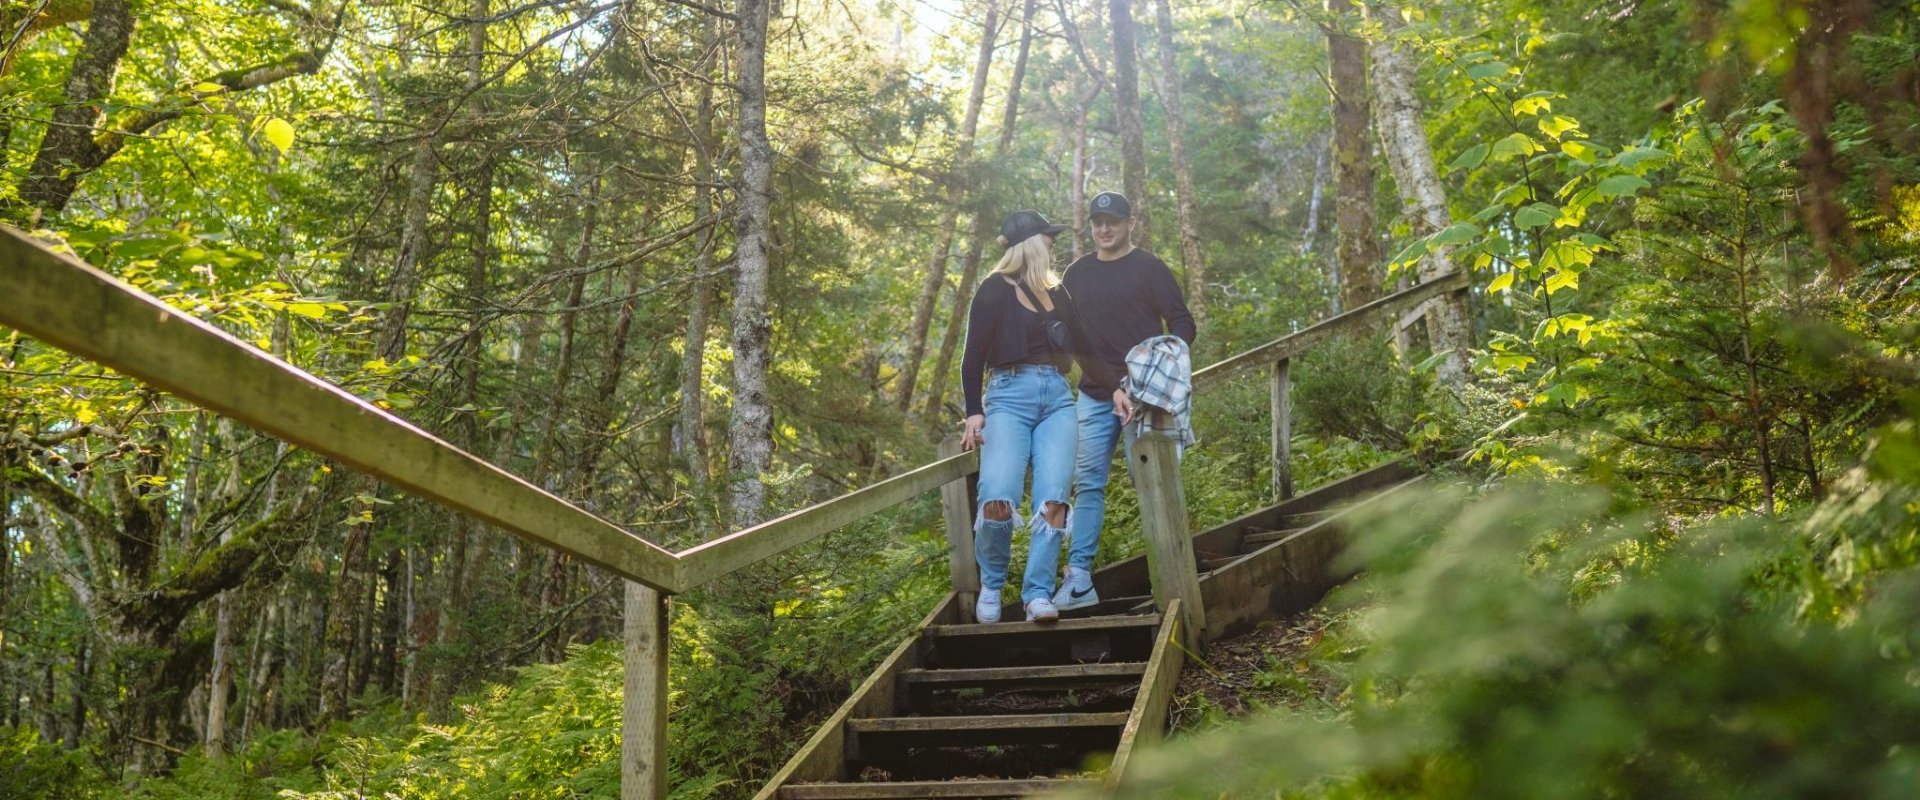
[959,210,1115,624]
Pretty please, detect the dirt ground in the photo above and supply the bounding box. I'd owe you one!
[1167,609,1353,733]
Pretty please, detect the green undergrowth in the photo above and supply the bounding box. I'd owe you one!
[1101,407,1920,799]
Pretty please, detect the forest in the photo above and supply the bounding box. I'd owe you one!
[1,0,1917,797]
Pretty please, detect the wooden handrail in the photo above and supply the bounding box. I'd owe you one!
[2,222,1472,594]
[1194,269,1469,389]
[674,449,978,589]
[0,227,682,592]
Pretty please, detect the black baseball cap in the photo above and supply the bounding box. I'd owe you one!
[1088,191,1132,220]
[999,209,1068,249]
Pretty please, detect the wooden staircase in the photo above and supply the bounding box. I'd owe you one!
[755,460,1425,799]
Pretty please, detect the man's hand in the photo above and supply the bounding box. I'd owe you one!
[1112,389,1134,424]
[961,414,986,450]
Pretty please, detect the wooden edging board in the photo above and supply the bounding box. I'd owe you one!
[1198,475,1429,642]
[1107,597,1184,791]
[752,592,960,800]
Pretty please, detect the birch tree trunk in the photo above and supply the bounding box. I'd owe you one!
[1150,0,1206,328]
[895,0,1001,411]
[1301,130,1329,256]
[730,0,777,528]
[1110,0,1152,249]
[1369,11,1471,386]
[1326,0,1380,312]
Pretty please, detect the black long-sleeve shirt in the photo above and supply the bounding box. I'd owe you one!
[1061,247,1197,400]
[959,277,1117,417]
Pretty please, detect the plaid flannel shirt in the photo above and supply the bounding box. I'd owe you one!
[1122,335,1197,449]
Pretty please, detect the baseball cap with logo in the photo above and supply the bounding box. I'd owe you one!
[1088,191,1132,220]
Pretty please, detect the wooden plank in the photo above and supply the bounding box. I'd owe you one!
[1108,598,1184,790]
[1194,271,1468,389]
[752,594,958,800]
[1129,431,1207,647]
[675,450,978,588]
[1200,476,1427,641]
[937,437,980,621]
[900,662,1147,686]
[0,226,682,591]
[847,712,1129,733]
[1272,358,1293,500]
[927,613,1162,639]
[779,779,1076,799]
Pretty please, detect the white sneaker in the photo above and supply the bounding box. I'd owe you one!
[1025,597,1059,623]
[975,592,1001,624]
[1052,567,1099,611]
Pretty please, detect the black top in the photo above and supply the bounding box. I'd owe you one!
[960,277,1118,417]
[1061,248,1198,400]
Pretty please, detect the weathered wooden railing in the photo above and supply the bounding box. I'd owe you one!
[1,225,1466,796]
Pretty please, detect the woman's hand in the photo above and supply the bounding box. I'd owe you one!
[961,414,986,450]
[1112,389,1135,424]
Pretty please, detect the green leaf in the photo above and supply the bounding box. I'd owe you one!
[285,302,328,319]
[1490,132,1540,161]
[1537,114,1580,141]
[192,82,227,94]
[1511,95,1552,117]
[1595,174,1651,199]
[1514,203,1558,229]
[1542,240,1595,272]
[1466,61,1510,80]
[1430,222,1481,248]
[1543,269,1580,295]
[262,117,296,154]
[1448,143,1490,172]
[1613,146,1671,170]
[1487,272,1517,293]
[1561,140,1601,163]
[1390,241,1426,270]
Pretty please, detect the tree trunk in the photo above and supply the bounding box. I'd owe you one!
[18,0,133,215]
[677,20,720,492]
[377,136,441,361]
[895,0,1002,412]
[1150,0,1206,328]
[1369,11,1471,386]
[730,0,777,528]
[1110,0,1151,249]
[1301,130,1329,257]
[1326,0,1380,312]
[924,0,1034,419]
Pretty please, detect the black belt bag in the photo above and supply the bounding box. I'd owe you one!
[1014,281,1071,353]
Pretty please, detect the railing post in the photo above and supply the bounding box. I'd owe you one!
[1128,419,1207,647]
[1271,357,1293,501]
[938,437,980,621]
[621,582,670,800]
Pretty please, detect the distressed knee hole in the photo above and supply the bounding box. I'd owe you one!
[983,500,1014,521]
[1042,501,1069,528]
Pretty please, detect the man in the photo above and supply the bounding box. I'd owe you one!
[1054,191,1197,611]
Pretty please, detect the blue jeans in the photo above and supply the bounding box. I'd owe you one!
[975,365,1077,603]
[1068,393,1137,573]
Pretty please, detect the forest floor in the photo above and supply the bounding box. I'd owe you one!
[1168,606,1359,734]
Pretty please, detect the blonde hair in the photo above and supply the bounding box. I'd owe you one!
[989,233,1060,297]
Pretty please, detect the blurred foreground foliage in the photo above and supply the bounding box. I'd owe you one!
[1105,401,1920,799]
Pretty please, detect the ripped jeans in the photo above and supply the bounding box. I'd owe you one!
[975,364,1077,603]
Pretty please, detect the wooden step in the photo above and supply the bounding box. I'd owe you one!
[921,613,1162,668]
[848,712,1128,750]
[1058,594,1153,619]
[778,778,1078,799]
[1198,554,1242,572]
[928,614,1161,638]
[901,662,1147,688]
[1241,527,1303,546]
